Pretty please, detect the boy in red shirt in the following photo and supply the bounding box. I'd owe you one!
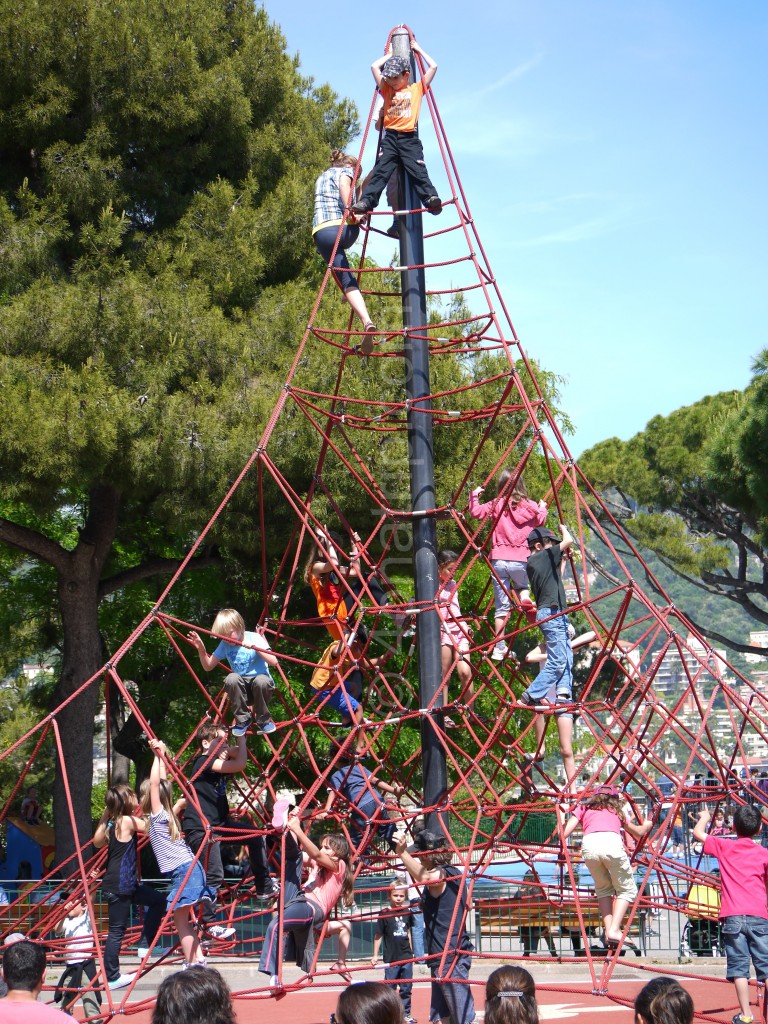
[351,41,442,218]
[693,804,768,1024]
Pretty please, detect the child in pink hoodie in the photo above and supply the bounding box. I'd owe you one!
[469,471,547,660]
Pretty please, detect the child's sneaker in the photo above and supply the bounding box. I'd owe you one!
[405,1017,418,1023]
[272,797,291,830]
[255,879,280,901]
[424,195,442,214]
[351,200,371,215]
[204,924,236,941]
[258,719,277,735]
[231,714,252,737]
[386,220,400,238]
[491,643,508,662]
[732,1016,754,1024]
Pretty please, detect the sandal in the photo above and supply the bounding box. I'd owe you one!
[332,961,352,983]
[361,323,377,357]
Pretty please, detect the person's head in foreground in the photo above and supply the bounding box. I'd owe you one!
[485,965,539,1024]
[634,976,694,1024]
[2,940,47,1000]
[334,981,405,1024]
[151,966,235,1024]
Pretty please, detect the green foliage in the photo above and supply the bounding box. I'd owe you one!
[580,364,768,652]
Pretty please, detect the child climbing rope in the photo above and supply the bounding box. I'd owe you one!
[351,40,442,219]
[469,471,548,659]
[313,150,378,354]
[559,785,652,949]
[188,608,279,737]
[518,524,574,709]
[141,738,212,969]
[318,741,404,854]
[437,550,473,724]
[93,783,165,990]
[259,807,355,986]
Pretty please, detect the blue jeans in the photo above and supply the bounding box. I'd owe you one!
[313,225,361,293]
[722,915,768,980]
[384,962,413,1014]
[430,953,475,1024]
[410,903,426,961]
[526,608,573,700]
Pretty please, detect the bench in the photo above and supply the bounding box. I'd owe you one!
[473,896,647,956]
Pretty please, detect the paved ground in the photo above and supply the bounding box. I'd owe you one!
[52,955,760,1024]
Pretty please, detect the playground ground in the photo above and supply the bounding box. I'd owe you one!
[61,957,762,1024]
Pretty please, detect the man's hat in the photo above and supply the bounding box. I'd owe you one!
[527,526,560,547]
[381,55,410,80]
[413,828,448,852]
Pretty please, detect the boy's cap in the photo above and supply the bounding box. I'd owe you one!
[382,56,410,79]
[527,526,560,547]
[413,828,448,852]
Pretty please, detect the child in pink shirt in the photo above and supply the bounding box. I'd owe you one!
[694,804,768,1024]
[436,550,473,723]
[469,471,547,660]
[560,785,652,947]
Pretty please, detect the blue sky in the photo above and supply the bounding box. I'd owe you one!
[271,1,767,456]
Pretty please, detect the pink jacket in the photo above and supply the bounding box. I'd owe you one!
[468,492,547,562]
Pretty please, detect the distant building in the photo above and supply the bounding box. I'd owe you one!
[745,631,768,664]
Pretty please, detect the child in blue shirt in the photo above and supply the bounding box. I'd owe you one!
[189,608,278,736]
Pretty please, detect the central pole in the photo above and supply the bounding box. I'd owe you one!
[390,28,448,836]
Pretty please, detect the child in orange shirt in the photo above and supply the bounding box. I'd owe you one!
[351,41,442,217]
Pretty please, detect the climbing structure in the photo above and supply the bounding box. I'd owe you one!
[2,22,767,1023]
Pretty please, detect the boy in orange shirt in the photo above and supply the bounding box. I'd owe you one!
[351,41,442,218]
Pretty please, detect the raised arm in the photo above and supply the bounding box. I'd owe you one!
[312,526,341,576]
[188,630,220,672]
[148,739,168,814]
[692,807,711,844]
[212,733,247,774]
[559,522,574,554]
[287,813,338,871]
[411,40,437,89]
[371,49,391,89]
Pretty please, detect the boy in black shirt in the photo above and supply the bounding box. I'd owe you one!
[371,880,416,1022]
[520,523,574,708]
[182,722,277,941]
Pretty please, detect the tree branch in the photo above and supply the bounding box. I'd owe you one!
[0,516,68,571]
[98,546,222,599]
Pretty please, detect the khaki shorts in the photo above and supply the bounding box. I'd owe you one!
[581,831,637,901]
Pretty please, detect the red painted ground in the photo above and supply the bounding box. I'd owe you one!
[106,972,755,1024]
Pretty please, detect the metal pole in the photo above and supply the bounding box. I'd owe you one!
[390,27,448,836]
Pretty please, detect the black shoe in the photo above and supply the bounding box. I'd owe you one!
[351,200,371,215]
[424,196,442,214]
[255,880,280,901]
[386,221,400,238]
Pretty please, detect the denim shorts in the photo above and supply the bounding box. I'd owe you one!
[722,915,768,980]
[166,860,213,910]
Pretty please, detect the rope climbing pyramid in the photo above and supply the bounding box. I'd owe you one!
[2,23,766,1023]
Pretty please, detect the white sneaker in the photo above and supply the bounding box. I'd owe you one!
[108,973,136,990]
[183,958,208,970]
[491,645,508,662]
[205,924,236,940]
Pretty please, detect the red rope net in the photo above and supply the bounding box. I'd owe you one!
[2,24,764,1023]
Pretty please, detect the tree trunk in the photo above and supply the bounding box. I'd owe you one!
[51,485,119,870]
